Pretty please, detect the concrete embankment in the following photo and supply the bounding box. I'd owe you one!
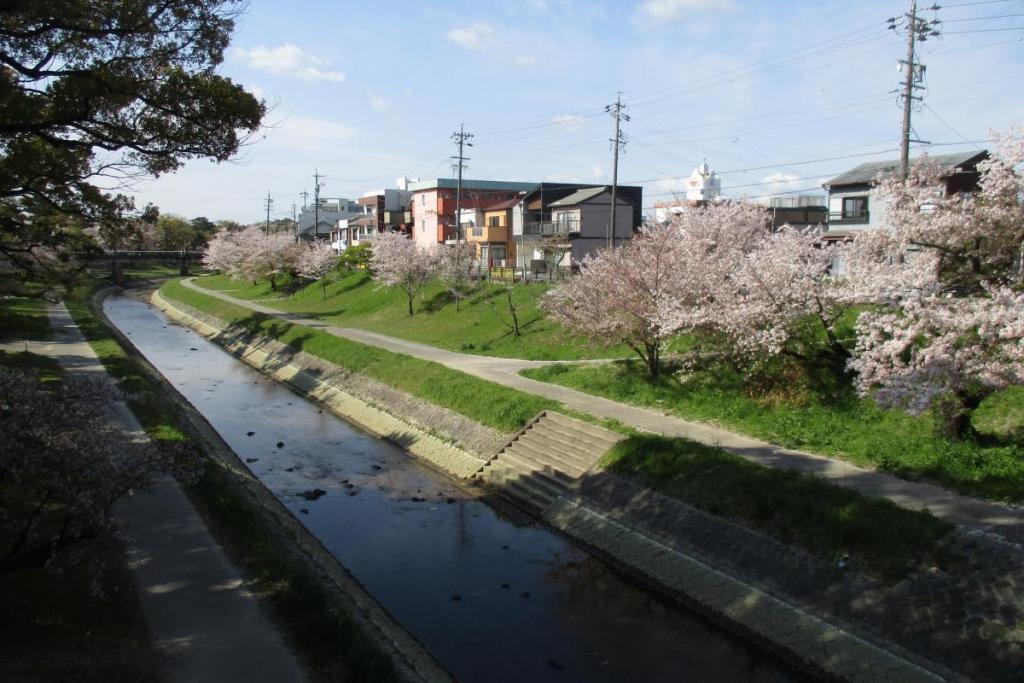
[153,289,973,683]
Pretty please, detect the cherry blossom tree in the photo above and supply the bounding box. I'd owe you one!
[201,227,245,276]
[872,128,1024,294]
[847,129,1024,437]
[240,227,300,290]
[297,239,338,299]
[0,368,195,573]
[369,232,438,316]
[544,202,769,377]
[436,242,479,311]
[718,226,846,366]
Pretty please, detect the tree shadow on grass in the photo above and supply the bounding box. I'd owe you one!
[420,290,453,313]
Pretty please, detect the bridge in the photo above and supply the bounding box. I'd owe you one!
[82,250,204,284]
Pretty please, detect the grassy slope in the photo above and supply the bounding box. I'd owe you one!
[524,361,1024,503]
[194,271,632,360]
[0,296,53,341]
[67,289,398,682]
[605,435,952,581]
[163,278,557,433]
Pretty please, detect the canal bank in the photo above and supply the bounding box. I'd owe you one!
[144,285,1001,682]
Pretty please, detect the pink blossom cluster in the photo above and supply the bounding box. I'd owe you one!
[202,226,300,285]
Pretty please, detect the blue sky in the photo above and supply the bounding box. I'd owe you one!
[131,0,1024,222]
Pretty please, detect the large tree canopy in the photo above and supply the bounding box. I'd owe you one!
[0,0,264,275]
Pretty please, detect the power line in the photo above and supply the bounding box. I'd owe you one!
[943,25,1024,31]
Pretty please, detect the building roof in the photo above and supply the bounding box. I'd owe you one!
[407,178,538,193]
[484,197,522,211]
[823,151,987,188]
[548,186,609,207]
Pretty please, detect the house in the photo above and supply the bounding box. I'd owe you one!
[823,151,987,239]
[468,196,521,267]
[297,197,359,241]
[764,195,827,231]
[508,183,642,273]
[331,181,415,251]
[409,178,537,248]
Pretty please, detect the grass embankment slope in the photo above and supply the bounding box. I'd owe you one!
[195,270,631,360]
[162,278,557,433]
[64,287,398,682]
[605,435,952,581]
[525,361,1024,503]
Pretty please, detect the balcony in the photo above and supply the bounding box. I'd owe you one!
[524,220,580,237]
[828,210,869,225]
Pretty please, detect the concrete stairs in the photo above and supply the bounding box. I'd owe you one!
[473,411,623,515]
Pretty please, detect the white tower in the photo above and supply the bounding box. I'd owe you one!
[685,160,721,203]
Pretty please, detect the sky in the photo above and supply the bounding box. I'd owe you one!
[129,0,1024,223]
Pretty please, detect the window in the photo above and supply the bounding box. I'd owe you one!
[489,215,500,227]
[842,196,868,219]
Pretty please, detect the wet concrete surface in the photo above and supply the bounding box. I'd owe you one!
[105,292,800,683]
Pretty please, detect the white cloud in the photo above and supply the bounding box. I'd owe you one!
[652,176,686,196]
[232,44,346,83]
[446,22,495,50]
[589,165,604,179]
[446,21,537,68]
[369,94,392,112]
[759,172,801,198]
[551,114,585,129]
[269,116,356,150]
[638,0,735,22]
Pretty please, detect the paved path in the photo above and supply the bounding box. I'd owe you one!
[27,301,307,683]
[181,279,1024,543]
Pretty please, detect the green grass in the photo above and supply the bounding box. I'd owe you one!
[0,349,62,381]
[0,296,53,341]
[524,361,1024,503]
[193,271,632,360]
[164,278,558,433]
[66,287,399,682]
[603,435,953,581]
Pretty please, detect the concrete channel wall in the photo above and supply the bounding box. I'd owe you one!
[153,289,965,683]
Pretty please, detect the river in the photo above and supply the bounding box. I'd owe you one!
[104,291,800,683]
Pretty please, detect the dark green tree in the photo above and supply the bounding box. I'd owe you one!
[0,0,265,278]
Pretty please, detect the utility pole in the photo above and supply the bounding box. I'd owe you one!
[300,189,309,212]
[605,93,629,249]
[451,124,473,244]
[313,170,324,241]
[264,191,273,235]
[291,202,298,241]
[889,2,940,179]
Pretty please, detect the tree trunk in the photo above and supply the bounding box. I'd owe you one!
[506,287,520,336]
[407,292,414,316]
[935,390,985,441]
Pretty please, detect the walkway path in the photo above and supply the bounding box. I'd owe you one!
[27,301,307,683]
[181,278,1024,544]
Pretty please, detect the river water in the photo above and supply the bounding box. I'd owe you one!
[104,292,799,683]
